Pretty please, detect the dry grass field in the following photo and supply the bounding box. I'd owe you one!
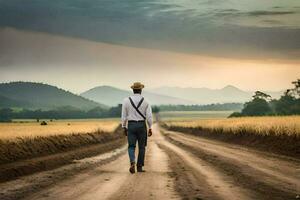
[159,111,233,120]
[163,116,300,137]
[0,118,123,172]
[0,119,124,177]
[0,119,120,140]
[162,116,300,157]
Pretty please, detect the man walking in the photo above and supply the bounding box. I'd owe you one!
[121,82,153,174]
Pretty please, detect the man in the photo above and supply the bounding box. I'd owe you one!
[121,82,153,174]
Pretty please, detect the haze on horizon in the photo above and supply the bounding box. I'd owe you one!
[0,0,299,93]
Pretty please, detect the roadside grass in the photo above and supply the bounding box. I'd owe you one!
[0,119,122,165]
[0,124,124,165]
[0,119,120,139]
[162,116,300,158]
[163,116,300,137]
[0,125,126,182]
[159,111,233,120]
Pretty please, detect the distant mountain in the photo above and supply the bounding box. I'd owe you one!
[149,85,283,104]
[0,82,106,110]
[0,82,284,110]
[0,95,31,108]
[80,86,193,106]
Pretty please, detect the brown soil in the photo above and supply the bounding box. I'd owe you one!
[164,124,300,158]
[0,124,298,200]
[0,126,124,165]
[162,130,298,200]
[0,127,126,182]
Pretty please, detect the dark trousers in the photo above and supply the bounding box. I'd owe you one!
[127,121,147,167]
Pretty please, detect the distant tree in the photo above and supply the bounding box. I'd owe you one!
[272,79,300,115]
[228,112,243,118]
[157,103,243,112]
[242,98,272,116]
[252,91,271,100]
[291,79,300,98]
[0,108,13,122]
[273,94,296,115]
[107,104,122,117]
[240,91,273,116]
[229,79,300,117]
[152,106,160,113]
[86,106,106,118]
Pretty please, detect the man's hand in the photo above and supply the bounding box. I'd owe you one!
[123,127,128,137]
[148,128,152,137]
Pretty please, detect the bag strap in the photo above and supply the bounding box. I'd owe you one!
[129,97,146,120]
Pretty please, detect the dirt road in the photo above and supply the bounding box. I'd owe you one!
[1,124,299,200]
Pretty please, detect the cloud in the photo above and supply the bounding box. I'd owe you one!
[246,11,295,16]
[215,10,295,17]
[0,0,299,60]
[261,19,283,25]
[1,28,299,92]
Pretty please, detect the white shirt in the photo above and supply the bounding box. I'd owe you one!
[121,94,153,129]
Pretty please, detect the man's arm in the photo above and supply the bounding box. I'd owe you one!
[146,104,153,136]
[121,99,128,136]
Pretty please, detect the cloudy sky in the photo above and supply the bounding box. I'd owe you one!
[0,0,299,93]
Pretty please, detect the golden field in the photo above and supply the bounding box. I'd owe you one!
[0,119,120,140]
[163,116,300,137]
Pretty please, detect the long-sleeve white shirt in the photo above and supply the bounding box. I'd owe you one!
[121,94,153,129]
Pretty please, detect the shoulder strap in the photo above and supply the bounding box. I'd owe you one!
[137,97,144,109]
[129,97,146,120]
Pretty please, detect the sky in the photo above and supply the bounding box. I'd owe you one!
[0,0,299,93]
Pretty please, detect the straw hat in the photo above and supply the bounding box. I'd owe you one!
[131,82,145,90]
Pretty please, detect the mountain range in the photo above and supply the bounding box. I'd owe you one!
[149,85,283,105]
[80,86,193,107]
[0,82,106,110]
[81,85,283,106]
[0,82,284,109]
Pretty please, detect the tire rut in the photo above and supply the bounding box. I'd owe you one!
[155,130,253,200]
[164,132,297,200]
[157,143,221,200]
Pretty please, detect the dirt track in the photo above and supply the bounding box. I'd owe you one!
[0,124,299,200]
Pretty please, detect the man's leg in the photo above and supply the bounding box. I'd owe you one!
[137,123,147,171]
[127,124,137,173]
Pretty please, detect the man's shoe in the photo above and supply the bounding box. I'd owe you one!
[129,163,135,174]
[137,166,146,172]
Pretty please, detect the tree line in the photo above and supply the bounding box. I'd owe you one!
[1,79,299,121]
[157,103,243,112]
[230,79,300,117]
[0,105,122,122]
